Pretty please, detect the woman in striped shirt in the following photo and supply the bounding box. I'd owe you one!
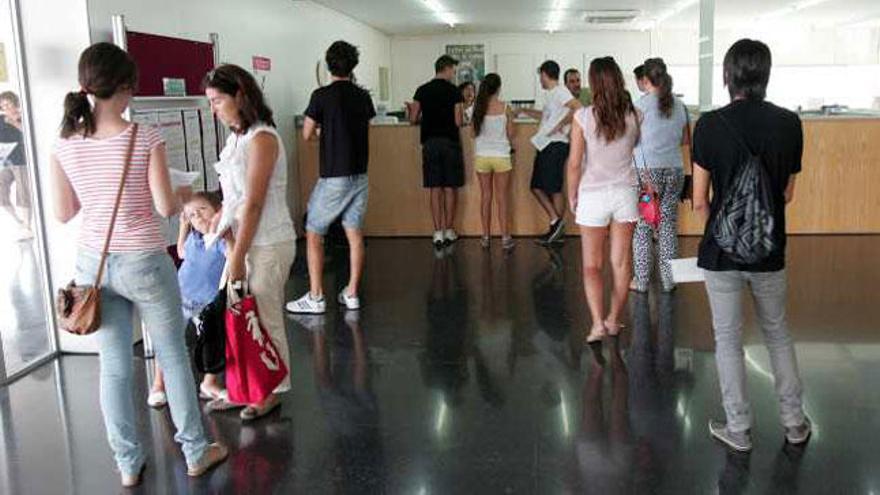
[49,42,227,487]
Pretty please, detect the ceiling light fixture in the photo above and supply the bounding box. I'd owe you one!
[421,0,457,28]
[545,0,569,33]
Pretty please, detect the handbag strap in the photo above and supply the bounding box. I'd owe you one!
[94,123,138,287]
[631,109,653,192]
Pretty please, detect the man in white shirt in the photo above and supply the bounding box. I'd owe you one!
[520,61,580,244]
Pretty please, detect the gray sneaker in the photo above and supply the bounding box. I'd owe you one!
[709,420,753,452]
[785,417,812,445]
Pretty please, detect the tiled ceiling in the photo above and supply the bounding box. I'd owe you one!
[309,0,880,35]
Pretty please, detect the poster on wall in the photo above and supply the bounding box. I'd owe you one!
[182,110,205,191]
[445,44,485,84]
[157,111,187,171]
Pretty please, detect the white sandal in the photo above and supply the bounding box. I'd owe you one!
[147,390,167,409]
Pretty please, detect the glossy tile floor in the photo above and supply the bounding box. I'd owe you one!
[1,236,879,494]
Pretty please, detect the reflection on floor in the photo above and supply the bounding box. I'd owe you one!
[0,237,50,375]
[1,237,879,494]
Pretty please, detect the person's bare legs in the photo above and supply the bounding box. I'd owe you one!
[606,221,635,331]
[494,171,512,239]
[551,193,566,221]
[430,188,444,232]
[580,226,609,340]
[151,363,165,393]
[343,227,365,296]
[531,188,561,224]
[477,172,493,238]
[306,231,325,298]
[443,187,457,231]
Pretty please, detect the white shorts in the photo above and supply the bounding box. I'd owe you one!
[576,186,639,227]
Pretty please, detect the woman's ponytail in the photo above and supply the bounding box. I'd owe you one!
[60,43,138,138]
[644,58,674,118]
[61,91,93,138]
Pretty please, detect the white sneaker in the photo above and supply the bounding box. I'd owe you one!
[147,390,167,409]
[338,288,361,310]
[432,231,444,248]
[285,293,326,314]
[444,229,458,244]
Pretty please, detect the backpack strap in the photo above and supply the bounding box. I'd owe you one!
[717,112,756,156]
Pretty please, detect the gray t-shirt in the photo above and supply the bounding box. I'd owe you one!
[634,93,688,169]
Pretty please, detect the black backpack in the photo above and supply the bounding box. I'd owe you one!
[710,114,776,265]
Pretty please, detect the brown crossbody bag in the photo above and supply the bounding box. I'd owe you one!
[55,124,138,335]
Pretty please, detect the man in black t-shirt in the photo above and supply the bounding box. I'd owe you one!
[409,55,465,248]
[692,39,809,453]
[287,41,376,315]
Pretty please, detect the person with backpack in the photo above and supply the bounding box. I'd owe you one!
[692,39,810,452]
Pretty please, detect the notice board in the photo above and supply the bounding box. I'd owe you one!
[127,31,215,97]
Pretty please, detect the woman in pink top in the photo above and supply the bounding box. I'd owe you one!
[49,43,227,486]
[566,57,641,358]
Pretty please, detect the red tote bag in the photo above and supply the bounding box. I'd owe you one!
[224,282,288,405]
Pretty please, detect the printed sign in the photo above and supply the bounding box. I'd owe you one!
[162,78,186,96]
[445,44,485,84]
[252,56,271,71]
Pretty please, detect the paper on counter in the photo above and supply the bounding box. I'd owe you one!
[670,257,705,283]
[169,169,201,189]
[530,132,551,152]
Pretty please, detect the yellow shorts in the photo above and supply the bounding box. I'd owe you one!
[474,156,513,174]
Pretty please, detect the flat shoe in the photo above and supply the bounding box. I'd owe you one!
[199,383,224,401]
[604,320,625,337]
[121,463,146,487]
[147,390,167,409]
[187,443,229,477]
[240,398,281,422]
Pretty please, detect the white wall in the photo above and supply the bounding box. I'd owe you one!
[391,25,880,110]
[87,0,393,170]
[390,31,651,109]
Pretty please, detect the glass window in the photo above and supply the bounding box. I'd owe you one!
[0,0,54,381]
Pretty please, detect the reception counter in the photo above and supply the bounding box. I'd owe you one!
[295,118,880,236]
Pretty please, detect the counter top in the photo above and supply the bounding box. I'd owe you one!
[295,117,880,236]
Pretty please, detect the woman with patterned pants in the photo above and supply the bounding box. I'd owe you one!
[631,59,690,292]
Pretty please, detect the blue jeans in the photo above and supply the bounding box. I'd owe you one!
[75,250,209,475]
[306,174,369,235]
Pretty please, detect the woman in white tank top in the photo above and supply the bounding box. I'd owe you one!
[472,73,515,250]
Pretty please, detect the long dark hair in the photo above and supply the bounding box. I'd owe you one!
[644,58,674,117]
[588,57,635,142]
[472,73,501,136]
[203,64,275,133]
[61,43,137,138]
